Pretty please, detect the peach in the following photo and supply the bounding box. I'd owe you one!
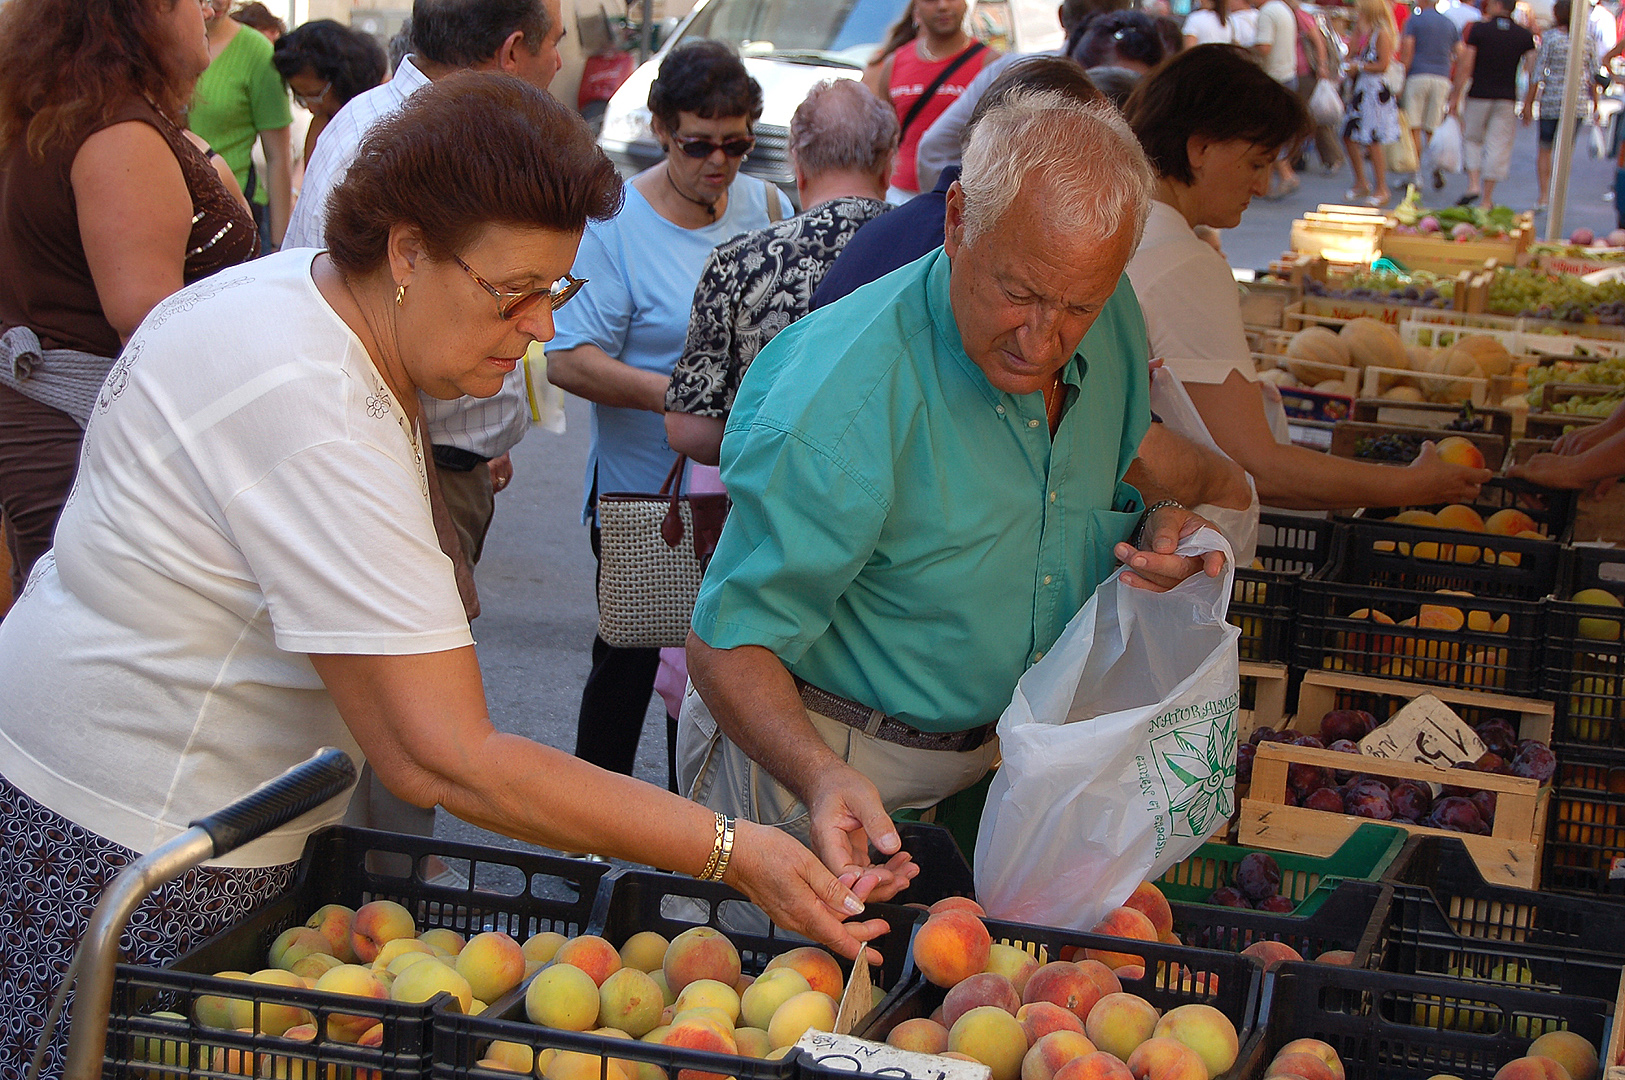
[1022,1030,1099,1080]
[949,1005,1030,1080]
[371,938,432,971]
[482,1040,535,1074]
[945,972,1023,1027]
[1154,1003,1238,1078]
[735,1027,773,1058]
[290,951,345,984]
[1126,1036,1207,1080]
[661,1016,738,1080]
[261,1024,317,1080]
[1085,908,1157,971]
[663,927,742,994]
[1266,1051,1340,1080]
[1275,1040,1345,1080]
[525,961,601,1031]
[1122,883,1174,940]
[1529,1031,1598,1080]
[1019,1001,1087,1043]
[244,968,314,1036]
[1084,993,1159,1063]
[913,910,993,988]
[1486,509,1538,536]
[736,973,756,995]
[599,966,665,1037]
[1115,966,1145,982]
[522,931,567,965]
[741,967,811,1030]
[557,934,623,987]
[455,930,525,1004]
[931,897,989,916]
[418,928,465,957]
[763,946,845,999]
[1054,1052,1136,1080]
[545,1048,634,1080]
[350,900,415,964]
[674,978,741,1025]
[270,927,335,971]
[988,943,1043,996]
[385,950,437,980]
[766,989,838,1049]
[1077,960,1122,1001]
[1435,437,1486,470]
[133,1010,192,1076]
[1314,951,1355,966]
[208,1033,260,1078]
[312,964,389,1043]
[1240,941,1303,970]
[195,971,253,1030]
[889,1017,951,1054]
[1023,962,1103,1024]
[673,1006,734,1033]
[390,957,473,1012]
[1435,504,1486,532]
[620,931,670,974]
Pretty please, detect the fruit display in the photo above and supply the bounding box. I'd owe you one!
[1392,188,1521,240]
[1303,270,1455,309]
[1258,1037,1348,1080]
[1524,356,1625,415]
[1488,268,1625,322]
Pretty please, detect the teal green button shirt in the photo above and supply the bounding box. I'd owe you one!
[691,248,1151,733]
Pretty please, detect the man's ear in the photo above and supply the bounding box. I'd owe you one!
[493,28,526,72]
[943,180,966,257]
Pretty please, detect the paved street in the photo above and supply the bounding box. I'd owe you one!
[436,119,1622,855]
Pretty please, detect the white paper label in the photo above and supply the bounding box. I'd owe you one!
[1359,694,1486,768]
[795,1031,992,1080]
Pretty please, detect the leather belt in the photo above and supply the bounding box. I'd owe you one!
[432,444,490,472]
[795,678,996,753]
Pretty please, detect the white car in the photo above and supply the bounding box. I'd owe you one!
[596,0,1064,200]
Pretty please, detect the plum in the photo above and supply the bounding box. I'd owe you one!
[1303,787,1346,813]
[1390,780,1433,822]
[1256,895,1295,913]
[1344,778,1393,820]
[1470,751,1513,775]
[1573,227,1596,246]
[1288,761,1328,798]
[1327,739,1361,783]
[1475,719,1519,759]
[1250,727,1282,745]
[1513,743,1556,784]
[1235,852,1283,901]
[1320,709,1375,743]
[1208,886,1252,908]
[1471,789,1497,827]
[1428,795,1489,834]
[1237,743,1257,784]
[1292,734,1326,749]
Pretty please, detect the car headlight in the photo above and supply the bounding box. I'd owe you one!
[600,105,654,148]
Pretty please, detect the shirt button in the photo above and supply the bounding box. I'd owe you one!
[1034,651,1045,662]
[996,405,1006,415]
[1049,491,1057,503]
[1044,575,1053,585]
[1028,418,1040,428]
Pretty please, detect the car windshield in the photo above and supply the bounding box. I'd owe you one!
[678,0,911,68]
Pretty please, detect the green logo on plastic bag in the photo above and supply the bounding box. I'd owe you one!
[1147,693,1239,840]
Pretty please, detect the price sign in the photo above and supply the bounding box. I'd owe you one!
[795,1031,992,1080]
[1358,694,1486,768]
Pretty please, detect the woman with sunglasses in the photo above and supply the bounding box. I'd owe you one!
[547,41,790,793]
[272,18,387,163]
[0,75,891,1076]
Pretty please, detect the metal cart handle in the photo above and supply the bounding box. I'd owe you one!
[54,747,358,1080]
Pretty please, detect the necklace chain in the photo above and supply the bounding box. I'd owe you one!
[666,166,719,222]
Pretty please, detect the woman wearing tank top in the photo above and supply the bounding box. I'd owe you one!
[0,0,257,605]
[863,0,994,202]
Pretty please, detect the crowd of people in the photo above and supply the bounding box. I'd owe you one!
[0,0,1610,1071]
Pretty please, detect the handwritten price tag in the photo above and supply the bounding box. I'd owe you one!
[795,1031,992,1080]
[1359,694,1486,768]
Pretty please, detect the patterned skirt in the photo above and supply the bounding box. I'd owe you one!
[0,774,297,1079]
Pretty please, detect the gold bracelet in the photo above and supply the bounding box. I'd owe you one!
[697,811,726,880]
[709,816,736,882]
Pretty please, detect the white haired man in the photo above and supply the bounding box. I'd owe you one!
[678,89,1225,894]
[665,79,898,465]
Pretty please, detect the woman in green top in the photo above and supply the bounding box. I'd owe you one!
[190,0,292,251]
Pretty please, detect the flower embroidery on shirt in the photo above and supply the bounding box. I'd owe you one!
[366,384,392,419]
[97,341,143,412]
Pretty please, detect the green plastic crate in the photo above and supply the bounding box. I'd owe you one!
[1155,822,1408,916]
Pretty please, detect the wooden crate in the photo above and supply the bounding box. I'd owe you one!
[1357,364,1490,406]
[1241,740,1548,888]
[1238,661,1290,740]
[1291,212,1384,267]
[1238,279,1299,330]
[1524,412,1605,440]
[1328,420,1504,467]
[1380,228,1528,277]
[1351,399,1515,442]
[1294,669,1555,746]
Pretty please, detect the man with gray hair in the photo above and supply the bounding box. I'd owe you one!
[678,89,1225,893]
[665,79,897,464]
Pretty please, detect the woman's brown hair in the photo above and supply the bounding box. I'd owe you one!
[325,71,624,277]
[0,0,195,159]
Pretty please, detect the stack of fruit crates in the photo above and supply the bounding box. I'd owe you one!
[1231,514,1335,731]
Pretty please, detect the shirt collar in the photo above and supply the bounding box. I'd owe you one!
[395,54,432,94]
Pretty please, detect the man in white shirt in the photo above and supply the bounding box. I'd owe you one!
[1252,0,1304,195]
[281,0,564,843]
[285,0,565,568]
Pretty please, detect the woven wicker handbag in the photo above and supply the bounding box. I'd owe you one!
[596,454,731,649]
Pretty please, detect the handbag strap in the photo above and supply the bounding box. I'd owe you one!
[898,41,986,143]
[660,454,688,549]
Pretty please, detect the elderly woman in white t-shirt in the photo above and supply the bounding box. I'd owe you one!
[1123,45,1491,512]
[0,73,898,1078]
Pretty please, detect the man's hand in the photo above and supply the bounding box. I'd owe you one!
[1406,441,1492,502]
[1115,505,1227,592]
[803,761,918,903]
[1510,451,1597,490]
[1555,423,1610,456]
[489,452,514,493]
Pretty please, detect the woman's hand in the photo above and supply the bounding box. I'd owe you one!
[723,819,896,964]
[1555,421,1613,456]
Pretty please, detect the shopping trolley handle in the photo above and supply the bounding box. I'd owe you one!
[190,746,358,858]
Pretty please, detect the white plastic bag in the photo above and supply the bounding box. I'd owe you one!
[1310,78,1343,126]
[1428,116,1464,175]
[974,529,1241,931]
[1149,367,1260,565]
[524,340,568,434]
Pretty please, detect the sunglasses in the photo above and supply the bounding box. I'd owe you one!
[454,256,587,320]
[672,133,756,159]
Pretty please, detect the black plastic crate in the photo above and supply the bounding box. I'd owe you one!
[108,826,611,1080]
[1172,880,1386,963]
[432,869,923,1080]
[1544,547,1625,751]
[1231,514,1336,663]
[809,914,1267,1080]
[1241,961,1612,1080]
[1363,872,1625,1001]
[1383,835,1625,952]
[1355,475,1576,549]
[892,822,976,908]
[1323,515,1564,600]
[1541,748,1625,898]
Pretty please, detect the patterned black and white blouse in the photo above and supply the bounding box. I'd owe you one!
[664,196,892,419]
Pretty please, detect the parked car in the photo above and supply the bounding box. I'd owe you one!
[596,0,1064,201]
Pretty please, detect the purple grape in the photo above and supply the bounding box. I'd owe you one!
[1209,886,1252,908]
[1235,852,1283,901]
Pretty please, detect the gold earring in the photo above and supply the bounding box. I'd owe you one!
[395,283,407,307]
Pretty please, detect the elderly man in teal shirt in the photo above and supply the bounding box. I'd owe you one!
[680,88,1226,898]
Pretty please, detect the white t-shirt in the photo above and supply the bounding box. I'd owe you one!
[1126,201,1256,387]
[1231,8,1260,46]
[0,250,472,867]
[1183,8,1238,43]
[1255,0,1302,82]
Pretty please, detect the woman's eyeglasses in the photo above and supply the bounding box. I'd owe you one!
[292,81,331,110]
[672,134,756,159]
[454,256,587,320]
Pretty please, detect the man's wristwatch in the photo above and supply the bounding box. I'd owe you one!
[1135,500,1185,548]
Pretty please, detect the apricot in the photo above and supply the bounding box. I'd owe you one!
[949,1005,1030,1080]
[522,931,567,965]
[1528,1031,1597,1080]
[931,896,989,916]
[763,945,844,999]
[1022,1030,1098,1080]
[1418,604,1467,632]
[1275,1039,1345,1080]
[1122,883,1175,940]
[913,910,993,988]
[1023,961,1105,1024]
[1084,992,1159,1063]
[889,1017,952,1054]
[766,989,837,1049]
[1240,940,1303,970]
[599,967,665,1037]
[663,927,742,995]
[740,967,811,1030]
[455,931,524,1004]
[350,900,414,964]
[525,961,601,1031]
[1018,1000,1088,1043]
[1054,1052,1135,1080]
[482,1040,535,1074]
[556,934,622,987]
[1154,1003,1238,1077]
[619,931,670,974]
[1085,907,1157,971]
[674,978,741,1026]
[988,942,1043,996]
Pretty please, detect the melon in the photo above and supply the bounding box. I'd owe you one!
[1447,334,1512,377]
[1421,345,1485,402]
[1341,317,1408,371]
[1257,368,1300,387]
[1286,325,1353,381]
[1313,378,1348,393]
[1382,385,1426,402]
